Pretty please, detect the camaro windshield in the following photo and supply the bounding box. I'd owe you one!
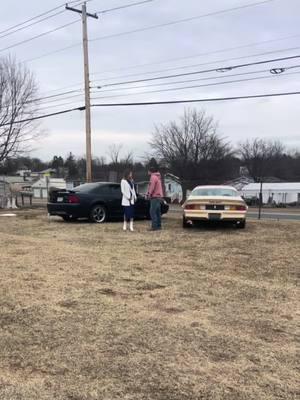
[191,188,238,197]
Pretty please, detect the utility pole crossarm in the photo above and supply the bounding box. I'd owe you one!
[65,4,99,19]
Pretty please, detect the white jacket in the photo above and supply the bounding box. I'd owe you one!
[121,179,137,206]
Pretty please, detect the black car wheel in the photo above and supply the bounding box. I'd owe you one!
[90,204,107,223]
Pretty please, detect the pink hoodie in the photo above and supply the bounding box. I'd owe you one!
[147,172,164,198]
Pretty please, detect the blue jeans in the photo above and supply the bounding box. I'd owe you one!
[150,198,162,230]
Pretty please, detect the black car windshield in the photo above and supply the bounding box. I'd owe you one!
[191,188,237,197]
[73,183,102,192]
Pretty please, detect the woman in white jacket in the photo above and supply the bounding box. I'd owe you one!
[121,170,137,231]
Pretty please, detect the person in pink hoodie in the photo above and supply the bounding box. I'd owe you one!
[147,166,164,230]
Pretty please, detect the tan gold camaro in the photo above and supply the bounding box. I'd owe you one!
[182,185,248,229]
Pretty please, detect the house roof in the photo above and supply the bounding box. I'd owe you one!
[32,178,66,188]
[0,176,33,184]
[242,182,300,191]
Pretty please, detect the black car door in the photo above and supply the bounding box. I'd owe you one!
[135,193,150,218]
[107,184,123,218]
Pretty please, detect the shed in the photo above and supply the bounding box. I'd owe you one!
[32,178,66,199]
[241,182,300,205]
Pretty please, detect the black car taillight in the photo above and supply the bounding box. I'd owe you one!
[68,194,80,204]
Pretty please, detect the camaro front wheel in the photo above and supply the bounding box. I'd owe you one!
[90,205,107,223]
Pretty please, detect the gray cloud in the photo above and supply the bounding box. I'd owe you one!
[1,0,300,160]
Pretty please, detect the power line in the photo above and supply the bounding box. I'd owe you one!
[31,38,300,94]
[96,0,154,14]
[91,44,300,81]
[91,71,300,100]
[0,0,86,36]
[0,10,66,40]
[0,20,80,54]
[93,53,300,88]
[91,91,300,107]
[0,106,85,127]
[90,33,300,77]
[3,90,300,126]
[22,0,277,64]
[90,45,300,84]
[25,50,300,98]
[89,0,277,44]
[93,64,300,93]
[36,99,85,112]
[4,90,300,126]
[22,43,82,64]
[0,4,63,36]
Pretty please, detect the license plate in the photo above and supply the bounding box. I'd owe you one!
[209,213,221,220]
[57,197,64,202]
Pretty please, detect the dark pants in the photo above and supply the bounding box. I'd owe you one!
[150,198,162,230]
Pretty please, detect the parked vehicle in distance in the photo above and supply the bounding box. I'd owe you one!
[47,182,169,223]
[182,185,248,229]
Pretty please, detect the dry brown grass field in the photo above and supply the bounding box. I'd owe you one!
[0,210,299,400]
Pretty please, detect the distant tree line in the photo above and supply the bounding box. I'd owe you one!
[0,108,299,199]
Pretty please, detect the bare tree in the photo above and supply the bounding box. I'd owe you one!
[107,144,123,165]
[238,138,285,182]
[120,150,134,166]
[150,108,233,198]
[0,56,39,163]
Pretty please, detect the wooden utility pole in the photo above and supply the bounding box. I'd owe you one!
[66,3,98,182]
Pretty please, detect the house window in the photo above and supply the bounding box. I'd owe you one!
[168,183,172,191]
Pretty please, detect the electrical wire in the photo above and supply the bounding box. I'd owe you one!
[90,33,300,77]
[92,54,300,89]
[0,19,80,54]
[22,0,278,64]
[93,64,300,93]
[90,44,300,81]
[0,0,86,36]
[0,10,67,40]
[90,45,300,84]
[2,90,300,127]
[0,106,85,127]
[90,0,277,44]
[96,0,154,14]
[91,91,300,107]
[91,71,300,100]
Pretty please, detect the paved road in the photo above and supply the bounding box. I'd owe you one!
[247,211,300,221]
[169,205,300,221]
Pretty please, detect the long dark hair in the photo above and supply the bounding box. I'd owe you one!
[123,169,132,180]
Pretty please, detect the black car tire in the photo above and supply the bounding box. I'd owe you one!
[90,204,107,223]
[236,220,246,229]
[183,216,191,228]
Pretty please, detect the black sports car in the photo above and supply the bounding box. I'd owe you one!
[47,182,169,223]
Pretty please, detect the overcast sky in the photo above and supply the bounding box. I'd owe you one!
[1,0,300,161]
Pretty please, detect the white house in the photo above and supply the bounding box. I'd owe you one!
[32,178,66,199]
[136,173,183,203]
[241,182,300,205]
[164,173,183,203]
